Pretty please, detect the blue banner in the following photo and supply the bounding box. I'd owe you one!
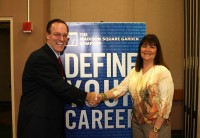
[62,22,146,138]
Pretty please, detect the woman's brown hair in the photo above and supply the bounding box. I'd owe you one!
[135,34,168,72]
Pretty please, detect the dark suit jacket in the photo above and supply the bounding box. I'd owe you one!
[17,44,87,138]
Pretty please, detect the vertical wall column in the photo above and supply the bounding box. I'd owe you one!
[184,0,199,138]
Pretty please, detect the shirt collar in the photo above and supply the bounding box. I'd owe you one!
[47,43,60,58]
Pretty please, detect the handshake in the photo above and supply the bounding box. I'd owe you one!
[86,92,107,107]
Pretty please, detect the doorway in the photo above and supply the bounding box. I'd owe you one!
[0,18,15,138]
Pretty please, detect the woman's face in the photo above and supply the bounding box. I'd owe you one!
[140,43,157,63]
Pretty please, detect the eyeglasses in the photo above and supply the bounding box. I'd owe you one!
[52,32,69,39]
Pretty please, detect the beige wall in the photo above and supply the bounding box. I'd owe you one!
[51,0,184,130]
[0,0,184,137]
[51,0,184,89]
[0,0,50,137]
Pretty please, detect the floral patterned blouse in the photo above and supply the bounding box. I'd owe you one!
[110,65,174,124]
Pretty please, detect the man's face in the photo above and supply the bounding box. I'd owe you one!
[46,22,69,54]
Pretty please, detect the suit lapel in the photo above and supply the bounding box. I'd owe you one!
[42,44,67,80]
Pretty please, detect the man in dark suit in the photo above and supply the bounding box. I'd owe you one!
[17,19,99,138]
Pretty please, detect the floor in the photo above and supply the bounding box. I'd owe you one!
[198,113,200,138]
[171,130,183,138]
[0,102,12,138]
[0,102,183,138]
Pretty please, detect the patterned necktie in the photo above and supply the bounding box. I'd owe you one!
[57,57,65,78]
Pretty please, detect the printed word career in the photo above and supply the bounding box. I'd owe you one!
[65,53,137,78]
[65,109,132,129]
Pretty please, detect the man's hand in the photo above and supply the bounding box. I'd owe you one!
[86,92,100,107]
